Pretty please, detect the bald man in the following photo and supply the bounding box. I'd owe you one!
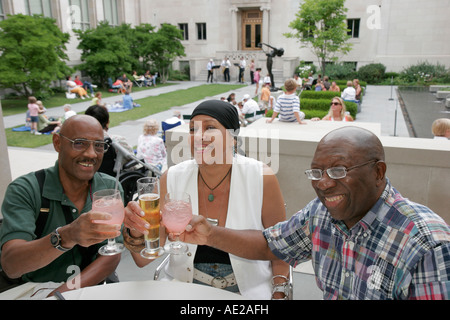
[182,127,450,300]
[0,115,123,298]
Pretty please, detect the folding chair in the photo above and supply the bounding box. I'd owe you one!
[133,78,144,88]
[161,119,182,142]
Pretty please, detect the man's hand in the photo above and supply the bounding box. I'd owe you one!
[60,211,121,248]
[170,215,212,246]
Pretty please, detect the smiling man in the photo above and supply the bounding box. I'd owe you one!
[183,126,450,300]
[0,115,123,299]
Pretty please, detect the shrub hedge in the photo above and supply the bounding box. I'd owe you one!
[300,88,364,104]
[266,98,357,120]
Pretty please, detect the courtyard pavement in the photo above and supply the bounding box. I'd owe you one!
[2,81,410,300]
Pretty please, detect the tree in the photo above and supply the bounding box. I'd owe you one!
[0,14,71,97]
[74,21,138,87]
[285,0,352,76]
[131,23,156,72]
[146,23,186,83]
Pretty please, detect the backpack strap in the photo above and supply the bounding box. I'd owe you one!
[34,169,49,239]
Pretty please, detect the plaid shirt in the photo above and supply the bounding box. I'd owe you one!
[264,180,450,300]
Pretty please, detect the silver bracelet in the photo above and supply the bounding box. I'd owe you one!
[271,275,290,300]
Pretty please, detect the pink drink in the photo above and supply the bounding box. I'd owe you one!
[92,198,124,225]
[162,200,193,234]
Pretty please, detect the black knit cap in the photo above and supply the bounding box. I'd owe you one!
[191,100,240,135]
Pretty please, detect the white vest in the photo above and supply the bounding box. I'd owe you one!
[165,155,272,299]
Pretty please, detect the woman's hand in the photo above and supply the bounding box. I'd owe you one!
[123,201,149,237]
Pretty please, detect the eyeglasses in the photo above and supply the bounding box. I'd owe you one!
[59,134,109,154]
[331,102,341,106]
[305,160,378,180]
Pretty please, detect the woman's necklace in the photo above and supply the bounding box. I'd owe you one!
[198,166,232,202]
[199,177,229,226]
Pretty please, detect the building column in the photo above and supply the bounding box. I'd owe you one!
[229,5,239,51]
[0,103,12,216]
[260,5,270,44]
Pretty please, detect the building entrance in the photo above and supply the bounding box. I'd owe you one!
[241,10,262,50]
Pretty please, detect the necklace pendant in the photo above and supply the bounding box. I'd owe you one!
[208,193,214,202]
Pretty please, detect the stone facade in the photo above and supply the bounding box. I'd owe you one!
[2,0,449,80]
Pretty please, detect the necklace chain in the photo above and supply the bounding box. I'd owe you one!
[198,167,232,202]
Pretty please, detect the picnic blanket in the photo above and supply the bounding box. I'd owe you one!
[107,103,141,113]
[12,126,30,132]
[12,126,51,135]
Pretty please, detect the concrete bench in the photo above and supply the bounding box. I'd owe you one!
[436,91,450,99]
[429,85,450,93]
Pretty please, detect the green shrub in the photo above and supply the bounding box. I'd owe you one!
[357,63,386,84]
[325,63,358,80]
[399,61,450,84]
[301,91,340,100]
[295,61,317,78]
[304,109,328,119]
[301,87,364,103]
[266,98,357,120]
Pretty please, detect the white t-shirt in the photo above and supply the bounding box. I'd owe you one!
[341,87,356,101]
[242,99,259,115]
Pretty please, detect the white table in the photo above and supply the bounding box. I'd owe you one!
[51,280,245,300]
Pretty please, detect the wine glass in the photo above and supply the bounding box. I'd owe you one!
[162,192,193,254]
[137,177,164,259]
[92,189,125,256]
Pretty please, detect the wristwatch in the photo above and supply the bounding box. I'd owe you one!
[50,227,71,252]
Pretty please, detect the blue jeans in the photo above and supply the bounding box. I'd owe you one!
[193,263,240,293]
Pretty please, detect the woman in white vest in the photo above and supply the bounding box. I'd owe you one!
[123,100,288,299]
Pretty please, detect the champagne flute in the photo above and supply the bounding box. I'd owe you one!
[92,189,125,256]
[137,177,164,259]
[162,192,193,254]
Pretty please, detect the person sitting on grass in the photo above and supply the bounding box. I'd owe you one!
[37,101,61,134]
[66,76,89,100]
[122,91,140,110]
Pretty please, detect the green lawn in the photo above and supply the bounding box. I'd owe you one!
[4,83,245,148]
[0,84,175,117]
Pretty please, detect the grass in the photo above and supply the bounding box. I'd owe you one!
[4,83,245,148]
[0,84,174,116]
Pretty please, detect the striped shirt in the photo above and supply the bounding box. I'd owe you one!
[273,93,300,122]
[263,180,450,300]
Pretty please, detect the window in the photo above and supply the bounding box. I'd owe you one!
[103,0,119,26]
[68,0,91,31]
[0,1,5,21]
[347,19,360,38]
[302,21,315,39]
[179,23,189,40]
[196,23,206,40]
[25,0,53,17]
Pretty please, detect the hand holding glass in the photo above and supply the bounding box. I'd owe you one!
[92,189,125,256]
[162,192,193,254]
[137,177,164,259]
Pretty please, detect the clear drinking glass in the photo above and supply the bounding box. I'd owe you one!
[92,189,125,256]
[162,192,193,255]
[137,177,164,259]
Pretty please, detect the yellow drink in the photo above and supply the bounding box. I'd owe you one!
[139,193,160,241]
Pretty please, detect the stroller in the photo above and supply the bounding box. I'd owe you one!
[101,138,162,205]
